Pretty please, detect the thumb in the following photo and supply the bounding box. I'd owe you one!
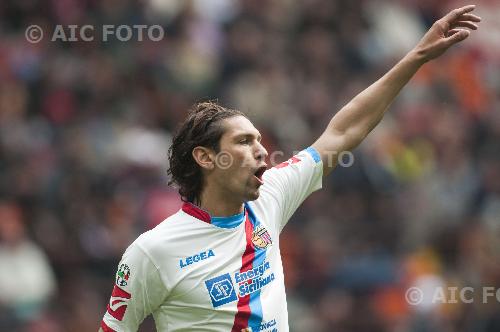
[444,29,470,46]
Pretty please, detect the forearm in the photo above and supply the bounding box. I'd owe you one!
[311,5,479,177]
[327,50,426,150]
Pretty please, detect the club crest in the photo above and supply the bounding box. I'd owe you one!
[251,225,272,249]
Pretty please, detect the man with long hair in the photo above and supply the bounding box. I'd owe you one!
[100,5,480,332]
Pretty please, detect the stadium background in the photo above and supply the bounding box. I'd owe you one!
[0,0,499,331]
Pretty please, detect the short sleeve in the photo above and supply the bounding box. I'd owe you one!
[258,147,323,233]
[101,243,168,332]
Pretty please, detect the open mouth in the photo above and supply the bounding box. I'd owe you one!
[254,166,267,184]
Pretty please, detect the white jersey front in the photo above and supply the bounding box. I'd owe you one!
[101,148,323,332]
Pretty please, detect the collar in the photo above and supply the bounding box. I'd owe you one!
[181,202,246,229]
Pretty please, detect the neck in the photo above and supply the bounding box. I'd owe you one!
[197,188,244,217]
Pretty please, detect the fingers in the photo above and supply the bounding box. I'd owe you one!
[421,5,479,60]
[440,5,482,29]
[437,5,481,34]
[444,29,470,47]
[446,29,461,37]
[460,13,482,22]
[445,5,477,22]
[450,21,479,30]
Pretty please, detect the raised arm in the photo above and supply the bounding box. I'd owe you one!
[311,5,481,176]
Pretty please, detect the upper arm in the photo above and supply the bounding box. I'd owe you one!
[258,148,323,233]
[100,244,168,332]
[311,129,356,177]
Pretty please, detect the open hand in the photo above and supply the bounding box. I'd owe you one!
[414,5,481,62]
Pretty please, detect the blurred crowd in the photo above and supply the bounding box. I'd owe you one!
[0,0,499,331]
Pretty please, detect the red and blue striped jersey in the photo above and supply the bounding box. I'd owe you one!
[101,147,323,332]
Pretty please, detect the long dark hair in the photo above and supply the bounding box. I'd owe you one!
[167,101,246,203]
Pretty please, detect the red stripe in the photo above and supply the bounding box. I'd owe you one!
[101,320,116,332]
[181,202,211,223]
[231,212,255,332]
[106,285,131,321]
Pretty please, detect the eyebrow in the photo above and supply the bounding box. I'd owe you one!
[234,132,262,141]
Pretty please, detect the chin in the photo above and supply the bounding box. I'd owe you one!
[246,189,261,202]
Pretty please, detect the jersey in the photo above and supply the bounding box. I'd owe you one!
[101,147,323,332]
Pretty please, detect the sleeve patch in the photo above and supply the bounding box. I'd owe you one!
[107,285,132,321]
[116,263,131,287]
[275,156,301,169]
[101,320,117,332]
[304,146,321,164]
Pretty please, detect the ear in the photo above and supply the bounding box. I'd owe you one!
[192,146,216,171]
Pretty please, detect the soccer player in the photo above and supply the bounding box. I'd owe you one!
[100,5,480,332]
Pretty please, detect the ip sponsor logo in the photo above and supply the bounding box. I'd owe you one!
[205,261,276,308]
[259,319,277,331]
[205,273,238,307]
[235,261,275,297]
[240,319,278,332]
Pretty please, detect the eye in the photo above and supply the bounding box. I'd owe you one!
[239,138,249,145]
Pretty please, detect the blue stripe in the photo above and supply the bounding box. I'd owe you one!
[245,203,265,330]
[305,146,321,164]
[211,211,245,229]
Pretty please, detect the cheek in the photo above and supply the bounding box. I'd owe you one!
[216,149,252,181]
[225,163,251,187]
[231,164,250,182]
[218,164,246,182]
[228,152,249,172]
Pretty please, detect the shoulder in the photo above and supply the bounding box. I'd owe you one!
[130,210,185,262]
[263,147,322,179]
[131,208,208,264]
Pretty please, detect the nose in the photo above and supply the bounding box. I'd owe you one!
[255,142,268,162]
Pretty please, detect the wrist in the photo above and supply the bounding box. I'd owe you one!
[405,48,429,67]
